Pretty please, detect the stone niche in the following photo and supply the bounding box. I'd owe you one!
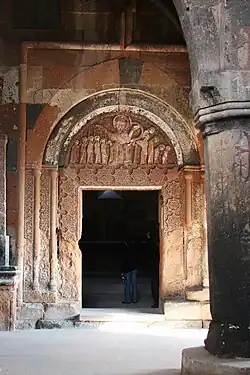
[22,110,205,322]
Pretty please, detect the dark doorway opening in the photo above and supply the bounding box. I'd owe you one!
[79,190,160,309]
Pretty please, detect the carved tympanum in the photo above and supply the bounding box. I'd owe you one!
[67,113,176,167]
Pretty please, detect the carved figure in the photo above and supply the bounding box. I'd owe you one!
[70,140,80,164]
[94,136,101,164]
[100,139,109,164]
[148,136,159,164]
[68,113,174,167]
[108,115,130,164]
[107,140,114,164]
[129,124,144,141]
[154,144,165,164]
[162,145,171,164]
[109,114,131,144]
[79,137,88,164]
[136,130,152,164]
[87,136,94,164]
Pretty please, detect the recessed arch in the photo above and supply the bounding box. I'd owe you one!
[43,88,200,167]
[26,57,192,166]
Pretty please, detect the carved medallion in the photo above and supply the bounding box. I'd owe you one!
[66,113,177,168]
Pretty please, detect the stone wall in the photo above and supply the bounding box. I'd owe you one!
[19,45,205,312]
[25,46,193,166]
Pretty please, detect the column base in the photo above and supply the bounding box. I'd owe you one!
[0,266,20,330]
[205,321,250,358]
[181,347,250,375]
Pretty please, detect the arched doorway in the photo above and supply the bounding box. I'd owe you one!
[28,88,204,314]
[56,109,180,309]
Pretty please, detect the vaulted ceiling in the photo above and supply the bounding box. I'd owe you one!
[9,0,185,45]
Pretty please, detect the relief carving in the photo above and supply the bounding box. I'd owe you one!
[235,130,250,182]
[67,113,176,167]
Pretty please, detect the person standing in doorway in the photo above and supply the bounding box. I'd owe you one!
[147,230,160,308]
[121,242,138,304]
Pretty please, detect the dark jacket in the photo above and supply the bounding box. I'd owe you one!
[121,243,137,274]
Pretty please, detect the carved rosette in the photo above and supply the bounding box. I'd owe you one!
[96,168,115,186]
[149,167,167,186]
[113,167,132,186]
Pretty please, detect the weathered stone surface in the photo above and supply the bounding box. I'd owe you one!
[32,88,197,167]
[35,319,74,329]
[200,303,211,321]
[0,67,19,104]
[17,303,44,321]
[203,119,250,357]
[75,320,203,330]
[181,347,250,375]
[0,135,7,266]
[0,267,20,330]
[186,289,209,302]
[65,112,177,167]
[44,303,80,320]
[15,320,36,330]
[164,302,201,321]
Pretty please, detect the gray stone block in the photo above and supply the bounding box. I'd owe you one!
[181,347,250,375]
[17,303,44,321]
[15,320,36,330]
[35,320,75,329]
[44,303,79,320]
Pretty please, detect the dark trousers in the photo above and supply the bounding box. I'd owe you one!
[151,276,159,306]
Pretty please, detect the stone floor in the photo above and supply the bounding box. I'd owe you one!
[0,326,206,375]
[83,276,155,308]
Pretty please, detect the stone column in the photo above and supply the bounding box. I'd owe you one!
[0,134,7,266]
[201,169,209,288]
[33,168,41,291]
[196,108,250,357]
[0,266,20,331]
[184,171,192,228]
[183,170,193,280]
[17,47,27,305]
[49,168,58,292]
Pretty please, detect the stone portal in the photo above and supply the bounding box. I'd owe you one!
[22,96,205,325]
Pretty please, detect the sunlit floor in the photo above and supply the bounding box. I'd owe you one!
[83,276,155,308]
[0,327,206,375]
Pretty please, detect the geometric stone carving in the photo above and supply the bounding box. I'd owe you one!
[67,113,176,167]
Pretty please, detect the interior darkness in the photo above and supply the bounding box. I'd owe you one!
[79,190,160,308]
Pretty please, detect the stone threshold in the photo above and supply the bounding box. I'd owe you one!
[80,308,165,322]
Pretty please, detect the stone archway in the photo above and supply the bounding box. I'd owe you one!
[23,88,204,315]
[56,110,183,303]
[42,98,204,307]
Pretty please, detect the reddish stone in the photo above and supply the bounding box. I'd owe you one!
[43,65,79,89]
